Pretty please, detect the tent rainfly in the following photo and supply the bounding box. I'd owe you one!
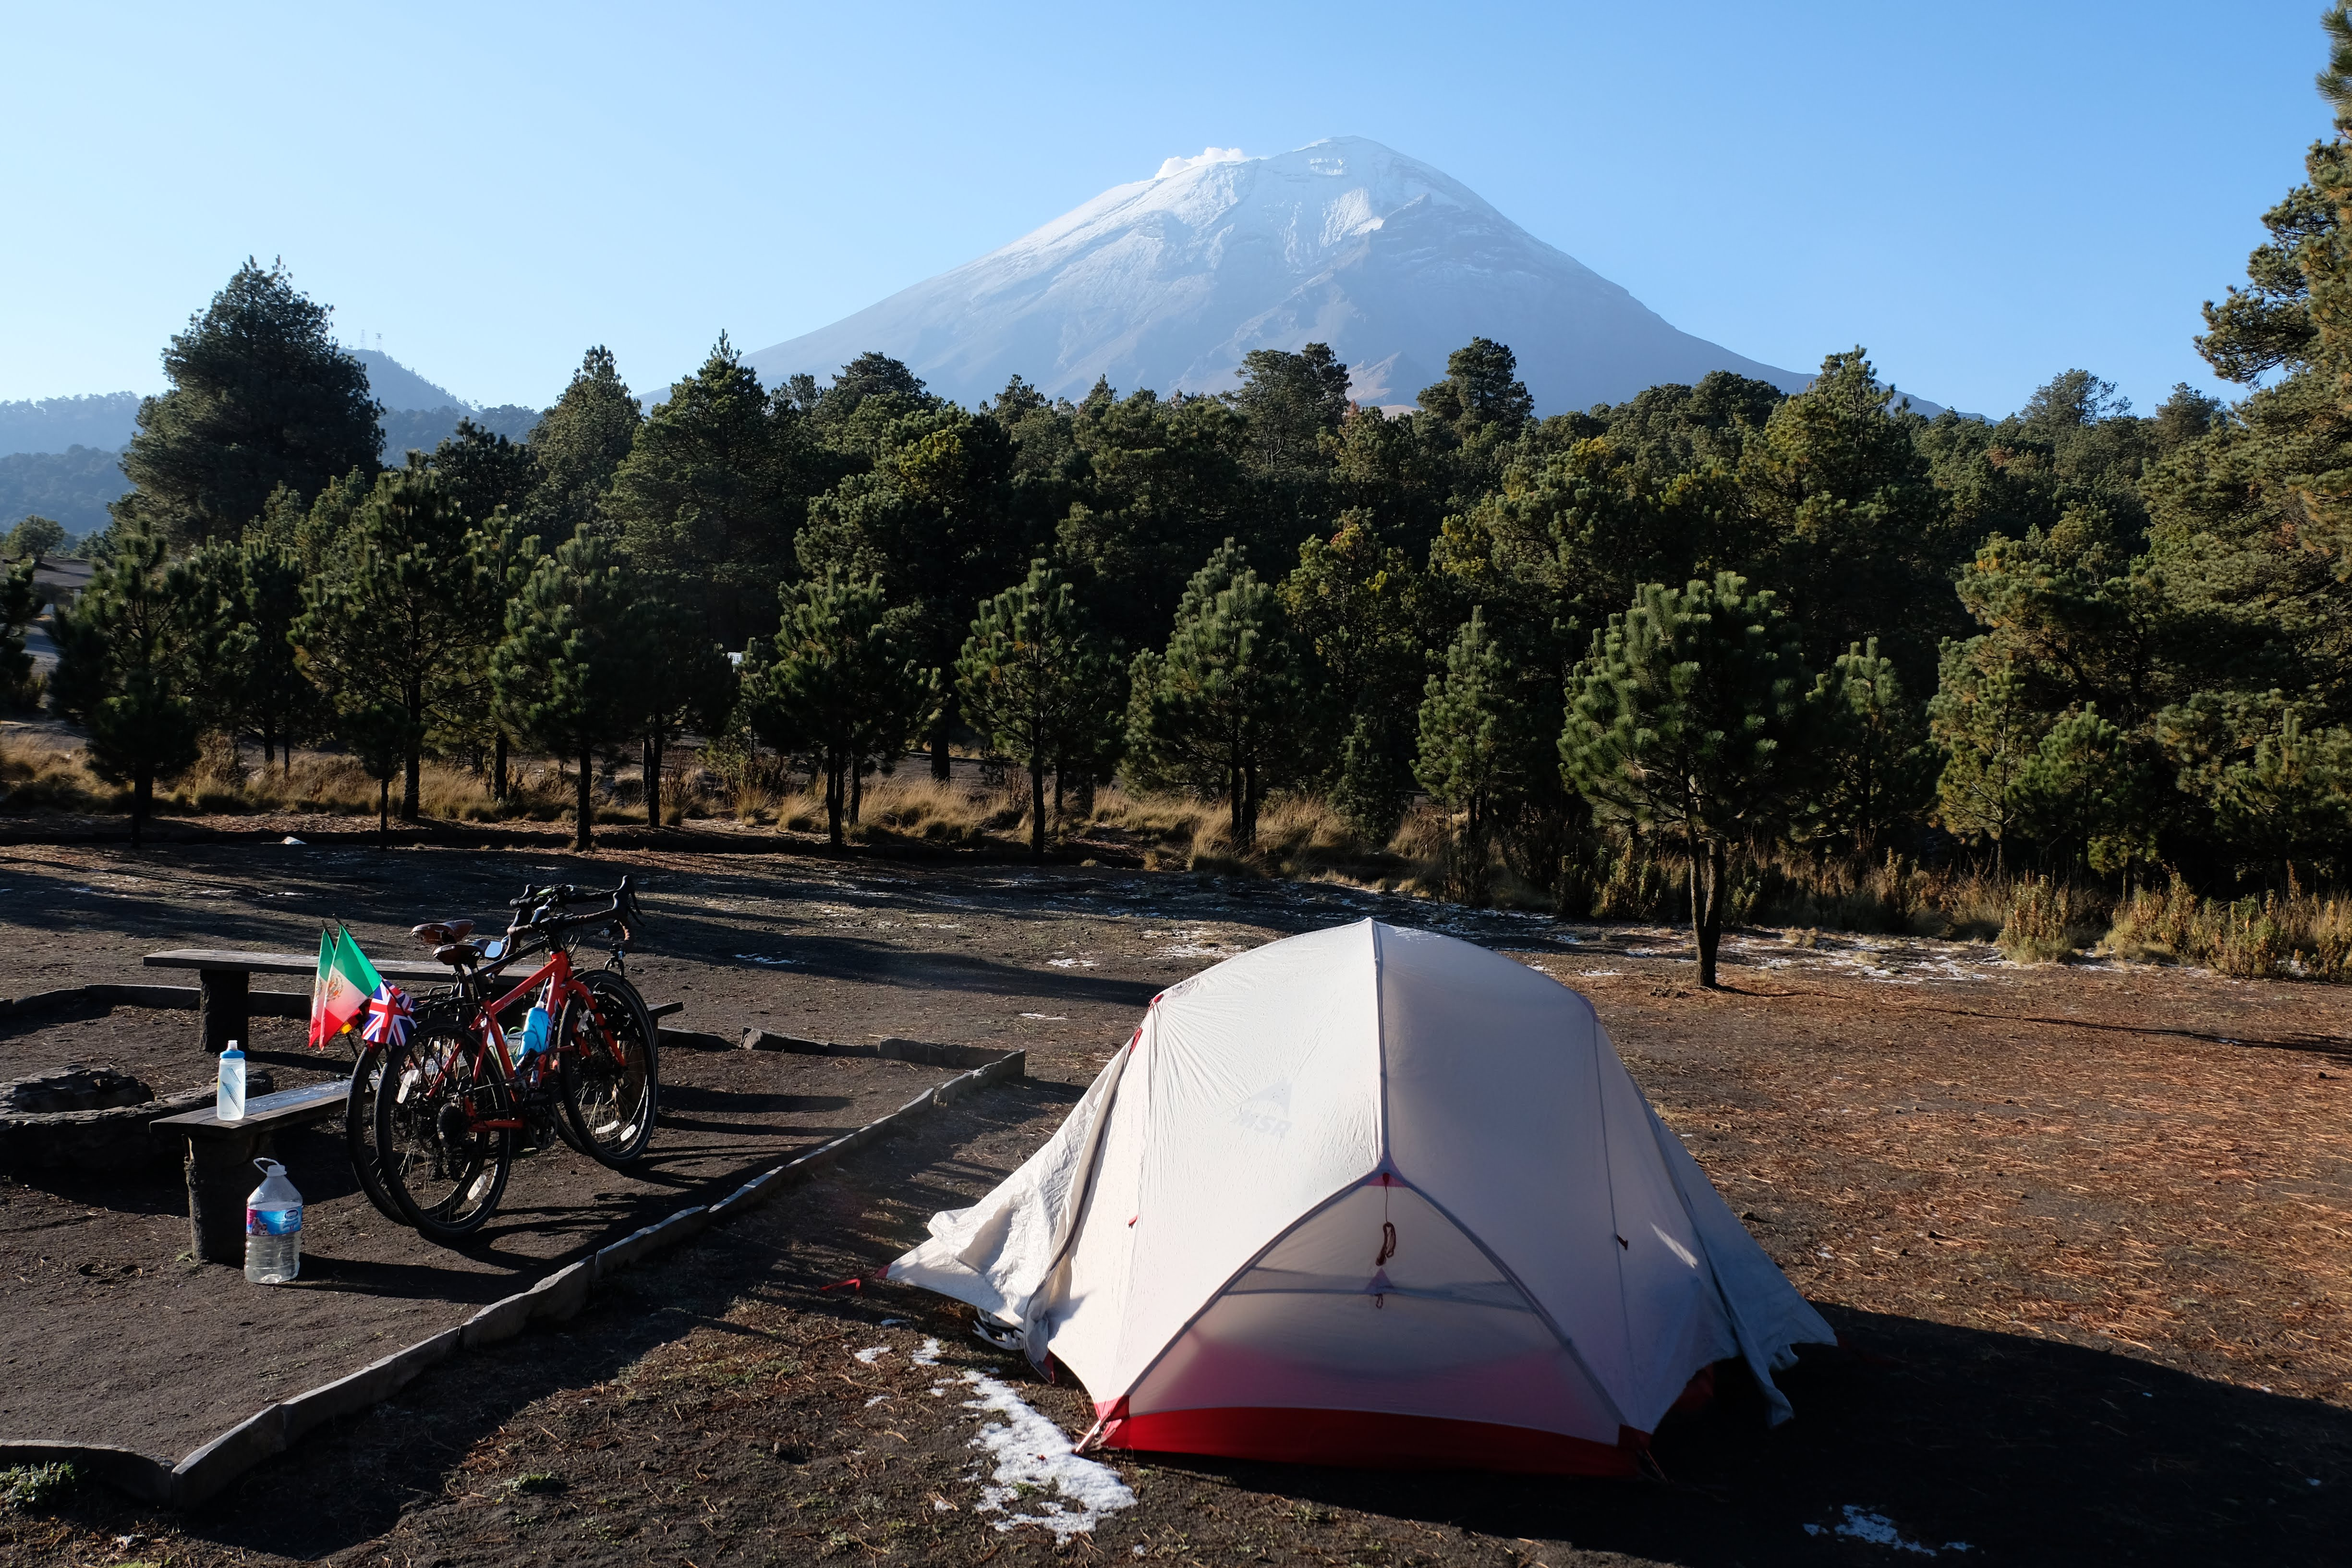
[888,919,1835,1474]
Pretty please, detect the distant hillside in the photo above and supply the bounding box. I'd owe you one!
[350,349,466,412]
[2,392,542,534]
[0,393,140,457]
[381,403,542,461]
[0,445,126,535]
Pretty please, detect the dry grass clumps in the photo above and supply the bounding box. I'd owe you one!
[0,728,118,811]
[1996,876,2106,962]
[2102,875,2352,981]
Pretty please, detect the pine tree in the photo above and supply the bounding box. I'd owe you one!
[1,557,39,710]
[492,530,657,851]
[637,605,738,827]
[524,346,642,547]
[1415,608,1520,904]
[48,527,216,847]
[607,334,819,647]
[429,418,543,531]
[1561,573,1819,986]
[115,259,381,545]
[1928,637,2035,871]
[739,570,934,848]
[956,559,1114,860]
[2014,704,2158,877]
[1812,637,1933,855]
[796,405,1029,778]
[229,537,314,773]
[294,467,491,820]
[1282,512,1436,842]
[341,700,411,847]
[1124,541,1305,851]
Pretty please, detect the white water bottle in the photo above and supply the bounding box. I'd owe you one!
[245,1158,302,1284]
[217,1042,246,1121]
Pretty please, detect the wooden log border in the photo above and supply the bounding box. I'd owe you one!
[0,1025,1025,1508]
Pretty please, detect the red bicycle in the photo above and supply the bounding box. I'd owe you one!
[372,877,660,1241]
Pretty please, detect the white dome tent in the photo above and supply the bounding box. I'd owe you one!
[888,919,1834,1473]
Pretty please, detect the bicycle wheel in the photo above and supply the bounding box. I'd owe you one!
[374,1004,514,1240]
[558,970,660,1166]
[344,1042,403,1223]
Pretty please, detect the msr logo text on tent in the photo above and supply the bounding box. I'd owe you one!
[1237,1082,1292,1138]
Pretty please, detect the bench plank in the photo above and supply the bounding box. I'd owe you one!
[154,1080,349,1135]
[145,948,449,982]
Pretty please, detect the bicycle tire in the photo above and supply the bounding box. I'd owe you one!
[557,970,660,1166]
[344,1042,403,1223]
[374,1003,515,1241]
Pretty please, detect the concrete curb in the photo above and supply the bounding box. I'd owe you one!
[0,1037,1024,1510]
[0,984,309,1023]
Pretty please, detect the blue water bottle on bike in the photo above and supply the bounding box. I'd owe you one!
[519,983,555,1059]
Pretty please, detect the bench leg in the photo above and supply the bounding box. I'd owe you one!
[198,968,250,1056]
[186,1130,274,1265]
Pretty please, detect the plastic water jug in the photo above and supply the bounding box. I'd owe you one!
[216,1041,246,1121]
[245,1158,302,1284]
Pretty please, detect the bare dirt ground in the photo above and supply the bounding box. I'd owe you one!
[1,832,2350,1565]
[0,996,953,1457]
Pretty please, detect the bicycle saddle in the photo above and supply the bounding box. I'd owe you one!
[411,920,475,947]
[432,941,485,966]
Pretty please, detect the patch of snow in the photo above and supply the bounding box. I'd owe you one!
[866,1394,890,1407]
[912,1337,944,1365]
[879,1318,907,1327]
[960,1369,1137,1539]
[1047,957,1097,968]
[735,953,799,966]
[1020,1012,1067,1021]
[1807,1506,1948,1555]
[854,1346,891,1364]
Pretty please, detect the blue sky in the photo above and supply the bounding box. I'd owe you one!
[0,1,2330,417]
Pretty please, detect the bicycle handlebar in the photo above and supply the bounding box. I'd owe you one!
[504,875,642,939]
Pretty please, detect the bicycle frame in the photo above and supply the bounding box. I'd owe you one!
[426,947,598,1133]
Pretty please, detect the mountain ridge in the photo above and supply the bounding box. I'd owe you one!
[745,137,1930,416]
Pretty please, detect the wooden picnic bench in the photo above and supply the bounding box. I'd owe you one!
[140,947,687,1261]
[145,948,449,1054]
[153,1080,351,1264]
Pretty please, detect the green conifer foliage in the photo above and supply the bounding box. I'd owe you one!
[48,527,216,847]
[2158,692,2352,878]
[956,559,1115,860]
[739,570,934,848]
[1928,637,2035,870]
[0,557,39,710]
[492,530,657,851]
[1812,638,1935,856]
[637,605,738,828]
[2014,704,2159,877]
[1415,608,1521,905]
[608,335,821,648]
[115,259,381,546]
[1561,573,1818,986]
[1124,541,1305,851]
[1282,512,1437,841]
[525,347,643,547]
[295,467,491,820]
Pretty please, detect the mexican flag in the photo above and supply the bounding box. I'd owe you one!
[308,925,387,1049]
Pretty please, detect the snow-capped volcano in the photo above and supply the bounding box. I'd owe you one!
[745,137,1810,413]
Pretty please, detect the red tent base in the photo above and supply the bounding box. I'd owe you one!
[1094,1405,1646,1476]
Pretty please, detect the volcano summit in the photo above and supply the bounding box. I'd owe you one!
[747,137,1810,414]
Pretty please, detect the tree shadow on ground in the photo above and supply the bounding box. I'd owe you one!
[1134,1302,2352,1566]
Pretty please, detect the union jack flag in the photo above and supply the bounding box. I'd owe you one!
[360,983,413,1048]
